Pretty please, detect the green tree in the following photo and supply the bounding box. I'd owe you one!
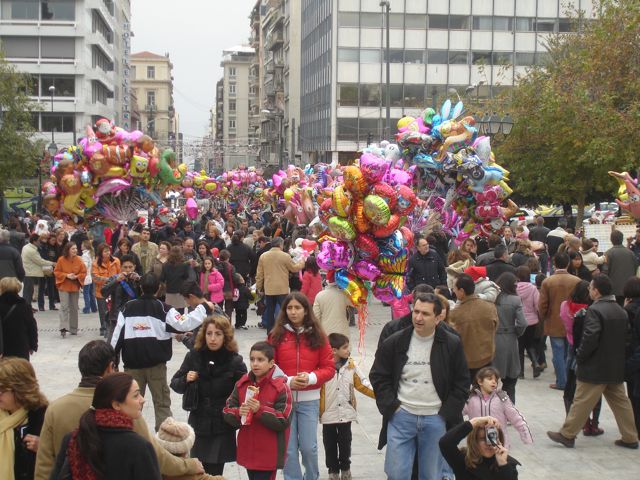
[0,53,42,194]
[496,0,640,226]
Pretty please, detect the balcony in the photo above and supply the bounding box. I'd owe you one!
[267,30,284,51]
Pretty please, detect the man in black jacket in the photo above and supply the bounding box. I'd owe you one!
[485,244,517,281]
[101,255,141,341]
[548,274,639,449]
[370,292,469,479]
[406,237,446,290]
[0,228,25,281]
[378,284,434,348]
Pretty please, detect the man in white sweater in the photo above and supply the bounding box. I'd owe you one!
[370,293,469,480]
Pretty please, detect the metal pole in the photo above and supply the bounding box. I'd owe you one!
[279,115,284,170]
[50,88,55,145]
[384,3,391,140]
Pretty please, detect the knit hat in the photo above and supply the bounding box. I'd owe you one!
[464,266,488,282]
[155,417,195,455]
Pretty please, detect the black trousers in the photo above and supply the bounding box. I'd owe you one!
[247,470,275,480]
[501,377,518,404]
[235,308,248,327]
[322,422,352,473]
[204,462,224,476]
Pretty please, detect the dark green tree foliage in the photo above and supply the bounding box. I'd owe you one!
[497,0,640,225]
[0,53,41,192]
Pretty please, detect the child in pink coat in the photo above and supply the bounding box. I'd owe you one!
[200,256,225,305]
[301,255,322,305]
[463,367,533,449]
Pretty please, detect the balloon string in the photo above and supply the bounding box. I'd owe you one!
[357,303,368,358]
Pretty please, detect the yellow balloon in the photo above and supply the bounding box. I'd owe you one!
[284,188,295,202]
[103,166,126,178]
[204,182,217,192]
[397,116,415,129]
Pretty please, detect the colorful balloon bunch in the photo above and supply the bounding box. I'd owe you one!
[396,100,517,242]
[609,171,640,219]
[42,118,188,222]
[267,165,319,226]
[315,150,417,307]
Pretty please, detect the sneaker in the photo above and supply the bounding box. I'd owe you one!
[614,439,639,449]
[341,470,352,480]
[239,325,249,330]
[547,431,575,448]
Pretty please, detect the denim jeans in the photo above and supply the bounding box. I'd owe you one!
[82,284,97,313]
[385,408,446,480]
[550,336,568,388]
[264,294,286,333]
[284,399,320,480]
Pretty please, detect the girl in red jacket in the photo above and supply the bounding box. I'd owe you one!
[268,292,334,480]
[300,255,322,305]
[224,341,293,480]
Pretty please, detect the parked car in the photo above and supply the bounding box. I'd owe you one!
[509,208,536,227]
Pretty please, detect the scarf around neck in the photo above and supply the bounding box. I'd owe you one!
[67,409,134,480]
[0,407,28,480]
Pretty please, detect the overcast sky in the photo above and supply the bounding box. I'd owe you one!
[130,1,253,139]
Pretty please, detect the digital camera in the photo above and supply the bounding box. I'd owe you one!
[485,426,499,446]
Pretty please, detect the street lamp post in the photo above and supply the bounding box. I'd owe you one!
[47,85,57,155]
[262,109,284,170]
[380,1,390,140]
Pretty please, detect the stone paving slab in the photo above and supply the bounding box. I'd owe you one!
[30,302,640,479]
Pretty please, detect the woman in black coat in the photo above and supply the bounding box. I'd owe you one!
[171,314,247,476]
[160,245,195,313]
[0,277,37,360]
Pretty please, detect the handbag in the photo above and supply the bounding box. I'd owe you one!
[182,381,199,411]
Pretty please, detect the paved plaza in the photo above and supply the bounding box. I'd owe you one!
[31,302,639,480]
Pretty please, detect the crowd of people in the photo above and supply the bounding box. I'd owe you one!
[1,208,640,480]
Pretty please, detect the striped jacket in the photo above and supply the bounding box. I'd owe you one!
[223,366,292,471]
[320,357,375,424]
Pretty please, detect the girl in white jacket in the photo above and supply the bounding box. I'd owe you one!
[80,239,97,314]
[320,333,375,480]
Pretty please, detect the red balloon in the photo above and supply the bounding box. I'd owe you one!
[301,239,317,253]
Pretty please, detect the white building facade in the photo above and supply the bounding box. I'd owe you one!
[300,0,596,164]
[0,0,131,148]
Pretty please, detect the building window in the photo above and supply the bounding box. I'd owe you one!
[1,0,39,20]
[229,101,236,111]
[493,17,513,32]
[229,67,236,77]
[449,15,470,30]
[428,14,448,29]
[91,45,111,71]
[384,49,404,64]
[535,18,556,32]
[41,0,75,21]
[383,84,403,107]
[515,52,535,66]
[147,66,155,79]
[515,17,535,32]
[403,85,425,108]
[41,75,74,96]
[338,48,359,62]
[558,19,576,32]
[229,83,236,95]
[229,119,236,129]
[404,50,424,64]
[91,81,109,105]
[0,36,38,58]
[448,51,468,65]
[492,52,513,65]
[146,91,155,106]
[41,113,75,132]
[472,51,492,65]
[337,12,359,27]
[405,14,427,29]
[360,84,381,107]
[427,49,448,64]
[359,49,380,63]
[389,13,404,28]
[360,12,382,28]
[41,37,75,59]
[336,118,357,141]
[472,16,493,30]
[249,85,257,95]
[337,84,358,107]
[92,10,113,43]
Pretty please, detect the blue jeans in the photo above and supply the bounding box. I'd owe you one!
[284,399,320,480]
[82,284,97,313]
[550,336,568,388]
[264,294,286,333]
[385,409,446,480]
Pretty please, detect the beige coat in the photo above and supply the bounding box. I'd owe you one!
[132,241,159,274]
[313,284,351,337]
[255,247,304,296]
[539,270,581,337]
[35,387,201,480]
[450,295,499,369]
[21,243,54,278]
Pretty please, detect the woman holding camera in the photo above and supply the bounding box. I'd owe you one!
[439,416,520,479]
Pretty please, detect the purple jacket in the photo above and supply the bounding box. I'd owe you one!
[516,281,540,326]
[463,389,533,448]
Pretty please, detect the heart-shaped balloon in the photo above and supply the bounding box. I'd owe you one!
[328,216,357,242]
[354,234,379,261]
[363,195,391,226]
[353,260,381,282]
[360,152,388,184]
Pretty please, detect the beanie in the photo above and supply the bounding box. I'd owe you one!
[464,266,487,282]
[155,417,195,455]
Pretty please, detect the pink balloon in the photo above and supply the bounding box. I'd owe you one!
[185,197,198,220]
[316,241,353,271]
[353,260,381,282]
[95,178,131,197]
[360,153,388,184]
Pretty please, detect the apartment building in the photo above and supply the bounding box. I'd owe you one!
[130,50,177,152]
[300,0,596,164]
[0,0,131,147]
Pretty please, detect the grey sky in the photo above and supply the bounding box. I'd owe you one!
[130,0,253,139]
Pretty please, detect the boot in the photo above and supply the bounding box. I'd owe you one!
[583,418,605,436]
[527,347,542,378]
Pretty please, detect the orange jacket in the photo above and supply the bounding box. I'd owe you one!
[53,255,87,292]
[92,257,121,299]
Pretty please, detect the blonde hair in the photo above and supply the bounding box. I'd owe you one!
[194,315,238,352]
[0,277,22,295]
[0,357,48,410]
[82,239,94,258]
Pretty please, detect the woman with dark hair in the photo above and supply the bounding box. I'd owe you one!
[494,272,528,403]
[0,357,48,480]
[515,266,542,379]
[52,372,161,479]
[301,255,322,305]
[39,234,59,310]
[560,280,603,435]
[0,277,38,360]
[567,251,592,282]
[150,241,171,300]
[216,250,237,319]
[92,244,121,339]
[623,276,640,434]
[227,232,256,282]
[268,292,334,480]
[439,416,520,479]
[114,238,142,275]
[171,315,247,476]
[161,246,194,312]
[54,242,87,338]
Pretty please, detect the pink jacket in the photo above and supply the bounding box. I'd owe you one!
[516,281,540,326]
[201,269,225,303]
[301,271,322,305]
[559,300,588,346]
[463,389,533,448]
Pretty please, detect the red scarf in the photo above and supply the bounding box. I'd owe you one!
[67,409,134,480]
